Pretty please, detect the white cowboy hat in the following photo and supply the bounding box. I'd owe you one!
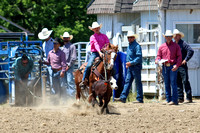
[38,28,53,40]
[173,29,184,38]
[88,22,102,30]
[127,31,138,39]
[163,30,175,37]
[60,32,73,40]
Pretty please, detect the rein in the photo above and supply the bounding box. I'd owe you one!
[103,51,108,81]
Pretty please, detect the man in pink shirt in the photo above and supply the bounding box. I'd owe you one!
[41,37,66,102]
[79,22,110,88]
[155,30,182,105]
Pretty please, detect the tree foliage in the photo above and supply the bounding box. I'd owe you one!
[0,0,96,42]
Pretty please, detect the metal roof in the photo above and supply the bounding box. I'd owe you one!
[160,0,200,10]
[87,0,200,14]
[132,0,158,12]
[87,0,136,14]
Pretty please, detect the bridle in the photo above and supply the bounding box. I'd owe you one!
[101,49,117,81]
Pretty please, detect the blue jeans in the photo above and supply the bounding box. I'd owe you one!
[162,65,178,104]
[82,52,99,81]
[120,66,143,103]
[61,65,75,95]
[52,70,62,97]
[177,66,192,101]
[47,66,53,89]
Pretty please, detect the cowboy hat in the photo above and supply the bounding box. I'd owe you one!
[88,22,102,30]
[173,29,184,38]
[38,28,53,40]
[60,32,73,40]
[127,31,138,39]
[163,30,175,37]
[53,37,61,44]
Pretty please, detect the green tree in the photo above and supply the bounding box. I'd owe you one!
[0,0,96,42]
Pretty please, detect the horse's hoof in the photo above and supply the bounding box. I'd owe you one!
[100,108,104,114]
[106,109,109,114]
[76,99,80,104]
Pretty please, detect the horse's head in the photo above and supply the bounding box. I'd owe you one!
[101,43,118,70]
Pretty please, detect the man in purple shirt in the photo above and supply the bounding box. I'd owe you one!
[41,37,66,101]
[79,22,110,88]
[60,32,77,96]
[155,30,182,105]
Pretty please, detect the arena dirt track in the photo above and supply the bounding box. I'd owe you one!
[0,99,200,133]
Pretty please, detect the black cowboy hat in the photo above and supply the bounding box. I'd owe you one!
[53,37,64,46]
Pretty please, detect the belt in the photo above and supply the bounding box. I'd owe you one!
[165,63,173,67]
[52,68,62,73]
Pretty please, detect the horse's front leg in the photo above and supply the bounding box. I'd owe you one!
[88,82,93,103]
[75,83,81,102]
[98,96,103,107]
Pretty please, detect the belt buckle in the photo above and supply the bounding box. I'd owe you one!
[166,63,170,67]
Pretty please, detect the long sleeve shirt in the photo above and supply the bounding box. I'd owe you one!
[12,56,34,80]
[90,33,110,52]
[62,42,77,67]
[42,37,54,58]
[177,39,194,62]
[126,40,142,68]
[156,41,182,67]
[46,49,66,72]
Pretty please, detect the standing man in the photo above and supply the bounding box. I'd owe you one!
[79,22,110,88]
[114,31,143,103]
[13,54,34,106]
[155,30,182,105]
[41,37,66,102]
[60,32,77,96]
[38,28,54,92]
[173,29,194,103]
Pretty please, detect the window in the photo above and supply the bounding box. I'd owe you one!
[149,24,158,42]
[176,24,200,44]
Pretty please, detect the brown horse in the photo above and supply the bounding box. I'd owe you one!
[74,44,118,103]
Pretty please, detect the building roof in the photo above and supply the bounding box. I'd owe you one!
[87,0,200,14]
[87,0,136,14]
[160,0,200,10]
[132,0,158,12]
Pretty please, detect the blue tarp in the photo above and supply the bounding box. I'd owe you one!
[113,51,127,98]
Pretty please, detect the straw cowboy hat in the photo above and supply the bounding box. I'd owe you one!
[173,29,184,38]
[88,22,102,30]
[163,30,175,37]
[38,28,53,40]
[127,31,138,39]
[60,32,73,40]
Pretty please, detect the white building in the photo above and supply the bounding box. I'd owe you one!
[87,0,200,96]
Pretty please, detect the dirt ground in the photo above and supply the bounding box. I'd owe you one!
[0,98,200,133]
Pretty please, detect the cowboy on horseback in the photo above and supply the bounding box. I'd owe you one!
[79,22,110,88]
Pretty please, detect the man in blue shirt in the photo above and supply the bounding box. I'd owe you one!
[38,28,54,92]
[114,31,143,103]
[173,29,194,103]
[13,54,34,106]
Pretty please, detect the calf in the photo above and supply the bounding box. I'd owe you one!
[91,77,118,114]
